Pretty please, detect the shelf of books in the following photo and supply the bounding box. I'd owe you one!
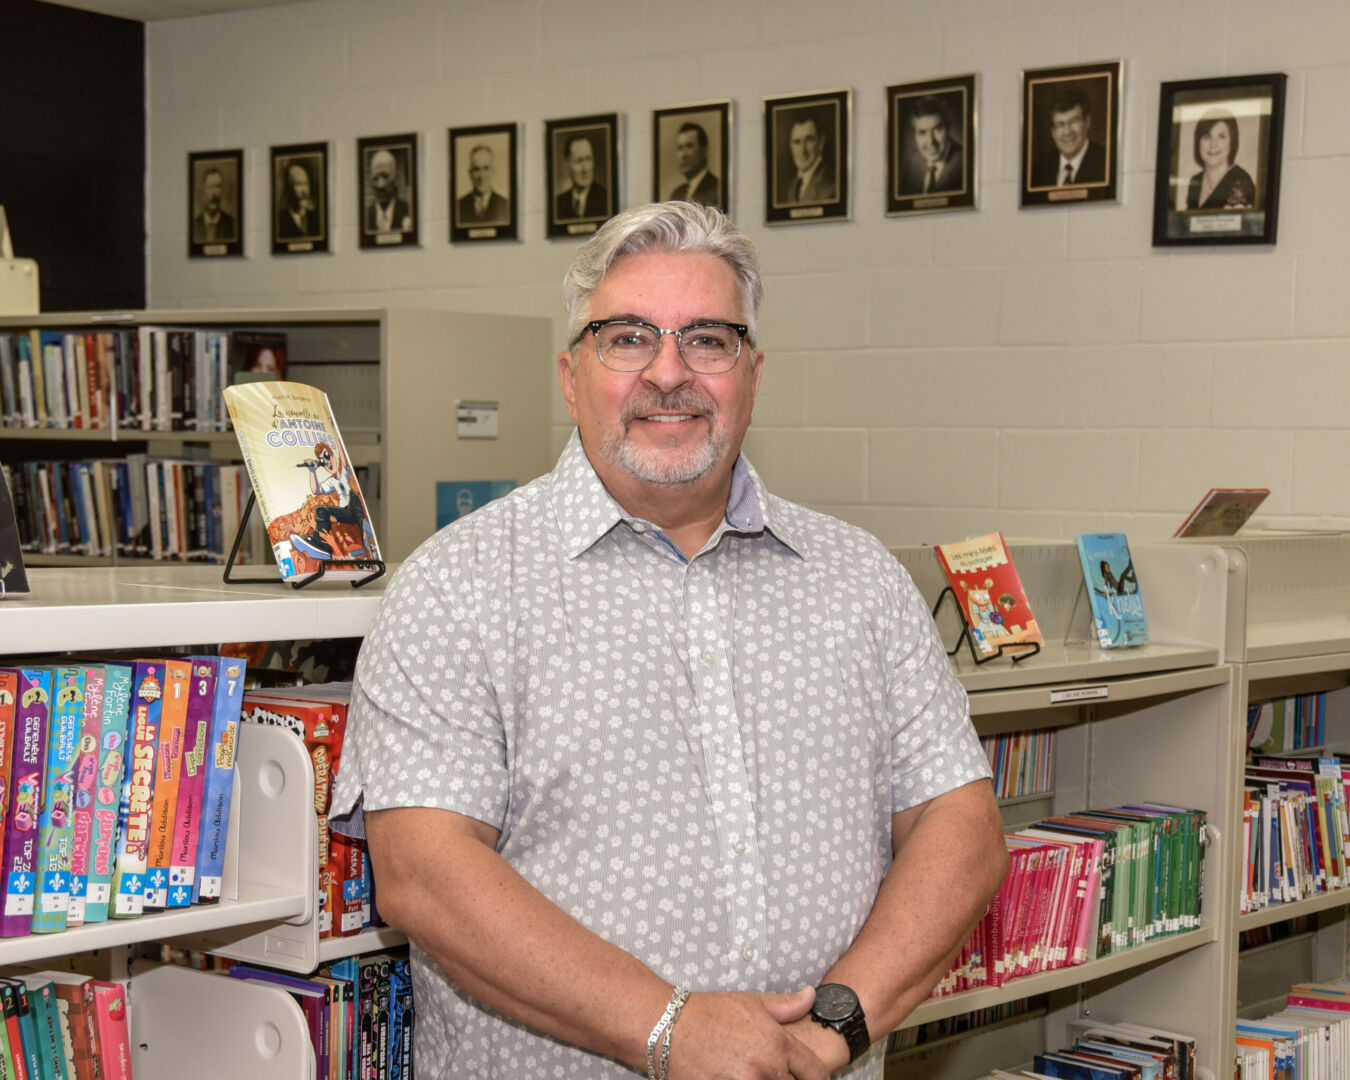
[0,307,553,568]
[888,539,1238,1080]
[0,563,395,1079]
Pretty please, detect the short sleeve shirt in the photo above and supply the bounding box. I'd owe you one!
[330,432,990,1079]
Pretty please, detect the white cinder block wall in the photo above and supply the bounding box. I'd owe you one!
[145,0,1350,546]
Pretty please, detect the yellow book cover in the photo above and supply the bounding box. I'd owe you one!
[222,381,380,581]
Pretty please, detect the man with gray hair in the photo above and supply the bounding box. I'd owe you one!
[331,202,1006,1079]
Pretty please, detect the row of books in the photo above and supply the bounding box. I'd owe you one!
[933,803,1207,996]
[1241,755,1349,914]
[163,949,411,1080]
[240,683,375,939]
[0,327,287,433]
[0,659,244,936]
[982,728,1054,801]
[886,1001,1030,1053]
[1237,980,1350,1080]
[1247,693,1326,756]
[989,1017,1197,1080]
[0,972,132,1080]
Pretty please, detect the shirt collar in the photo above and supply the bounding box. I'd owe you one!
[550,430,804,560]
[1060,142,1089,174]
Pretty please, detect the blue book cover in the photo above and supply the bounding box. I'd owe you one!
[1076,533,1148,648]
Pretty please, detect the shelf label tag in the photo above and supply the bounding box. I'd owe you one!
[1049,685,1109,704]
[457,400,499,438]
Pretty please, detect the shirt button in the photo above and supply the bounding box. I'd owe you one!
[715,742,728,758]
[733,839,747,855]
[702,650,714,665]
[632,523,645,534]
[743,946,756,962]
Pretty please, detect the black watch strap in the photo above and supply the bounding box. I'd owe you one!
[811,983,870,1064]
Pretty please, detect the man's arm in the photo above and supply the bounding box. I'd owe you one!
[784,778,1008,1072]
[365,806,831,1080]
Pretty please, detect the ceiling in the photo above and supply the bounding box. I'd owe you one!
[40,0,314,21]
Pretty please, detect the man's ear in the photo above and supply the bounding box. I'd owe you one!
[557,349,580,422]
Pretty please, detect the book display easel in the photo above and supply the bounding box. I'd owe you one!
[888,540,1237,1080]
[0,307,553,568]
[0,565,399,1078]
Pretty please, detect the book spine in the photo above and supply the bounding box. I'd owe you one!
[81,666,131,925]
[143,660,190,911]
[1,670,53,937]
[87,985,128,1080]
[109,663,163,920]
[47,981,93,1080]
[30,668,84,934]
[166,661,217,907]
[190,657,244,903]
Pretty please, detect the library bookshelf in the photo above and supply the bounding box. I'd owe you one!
[887,540,1237,1080]
[0,564,393,1079]
[0,307,554,566]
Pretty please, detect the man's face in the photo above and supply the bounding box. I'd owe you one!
[789,119,822,172]
[675,130,706,178]
[566,139,595,189]
[369,151,397,204]
[1050,104,1089,159]
[286,164,311,208]
[912,113,948,165]
[557,251,763,494]
[202,171,223,213]
[469,149,494,194]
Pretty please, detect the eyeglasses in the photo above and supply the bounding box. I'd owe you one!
[576,319,749,374]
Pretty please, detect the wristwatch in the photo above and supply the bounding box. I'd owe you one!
[810,983,869,1064]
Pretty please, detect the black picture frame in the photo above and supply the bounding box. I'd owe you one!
[886,75,977,216]
[271,141,329,255]
[450,123,518,243]
[1021,60,1122,207]
[546,113,619,239]
[1152,73,1287,246]
[652,100,731,213]
[187,149,244,258]
[764,88,851,225]
[358,133,418,250]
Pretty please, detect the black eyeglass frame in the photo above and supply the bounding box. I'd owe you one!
[574,318,751,373]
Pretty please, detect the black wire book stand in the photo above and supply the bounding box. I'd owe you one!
[931,585,1040,666]
[222,492,385,590]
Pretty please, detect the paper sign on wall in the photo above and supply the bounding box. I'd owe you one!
[456,400,499,438]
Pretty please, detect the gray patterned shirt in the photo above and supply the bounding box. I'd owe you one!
[330,432,990,1079]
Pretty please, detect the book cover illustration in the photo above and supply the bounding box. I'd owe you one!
[934,532,1041,656]
[222,381,380,581]
[229,330,287,385]
[1076,533,1149,649]
[1173,487,1269,538]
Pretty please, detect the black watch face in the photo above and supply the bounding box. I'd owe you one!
[813,983,859,1022]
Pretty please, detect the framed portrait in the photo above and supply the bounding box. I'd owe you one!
[886,75,977,216]
[1152,73,1287,246]
[358,133,418,250]
[187,149,243,258]
[546,113,619,239]
[450,123,518,243]
[652,101,731,213]
[1020,60,1122,207]
[764,89,851,225]
[271,142,329,255]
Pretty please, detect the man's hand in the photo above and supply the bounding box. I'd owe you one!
[664,988,829,1080]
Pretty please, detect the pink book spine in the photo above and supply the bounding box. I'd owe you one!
[91,980,133,1080]
[1071,841,1105,964]
[1287,992,1350,1013]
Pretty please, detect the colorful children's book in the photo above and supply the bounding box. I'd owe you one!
[88,982,130,1080]
[32,972,96,1080]
[1076,534,1148,649]
[143,658,190,911]
[30,667,84,934]
[64,666,105,928]
[3,977,42,1080]
[79,664,132,925]
[2,668,53,937]
[222,381,381,582]
[19,976,70,1080]
[166,658,218,908]
[109,662,163,920]
[1173,487,1269,538]
[187,655,244,904]
[934,532,1041,657]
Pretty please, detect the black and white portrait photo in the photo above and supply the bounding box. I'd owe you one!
[1152,74,1286,246]
[188,149,243,257]
[546,113,619,238]
[451,123,518,243]
[358,133,418,249]
[1021,60,1122,207]
[887,75,977,216]
[765,89,851,225]
[271,142,329,254]
[653,101,730,213]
